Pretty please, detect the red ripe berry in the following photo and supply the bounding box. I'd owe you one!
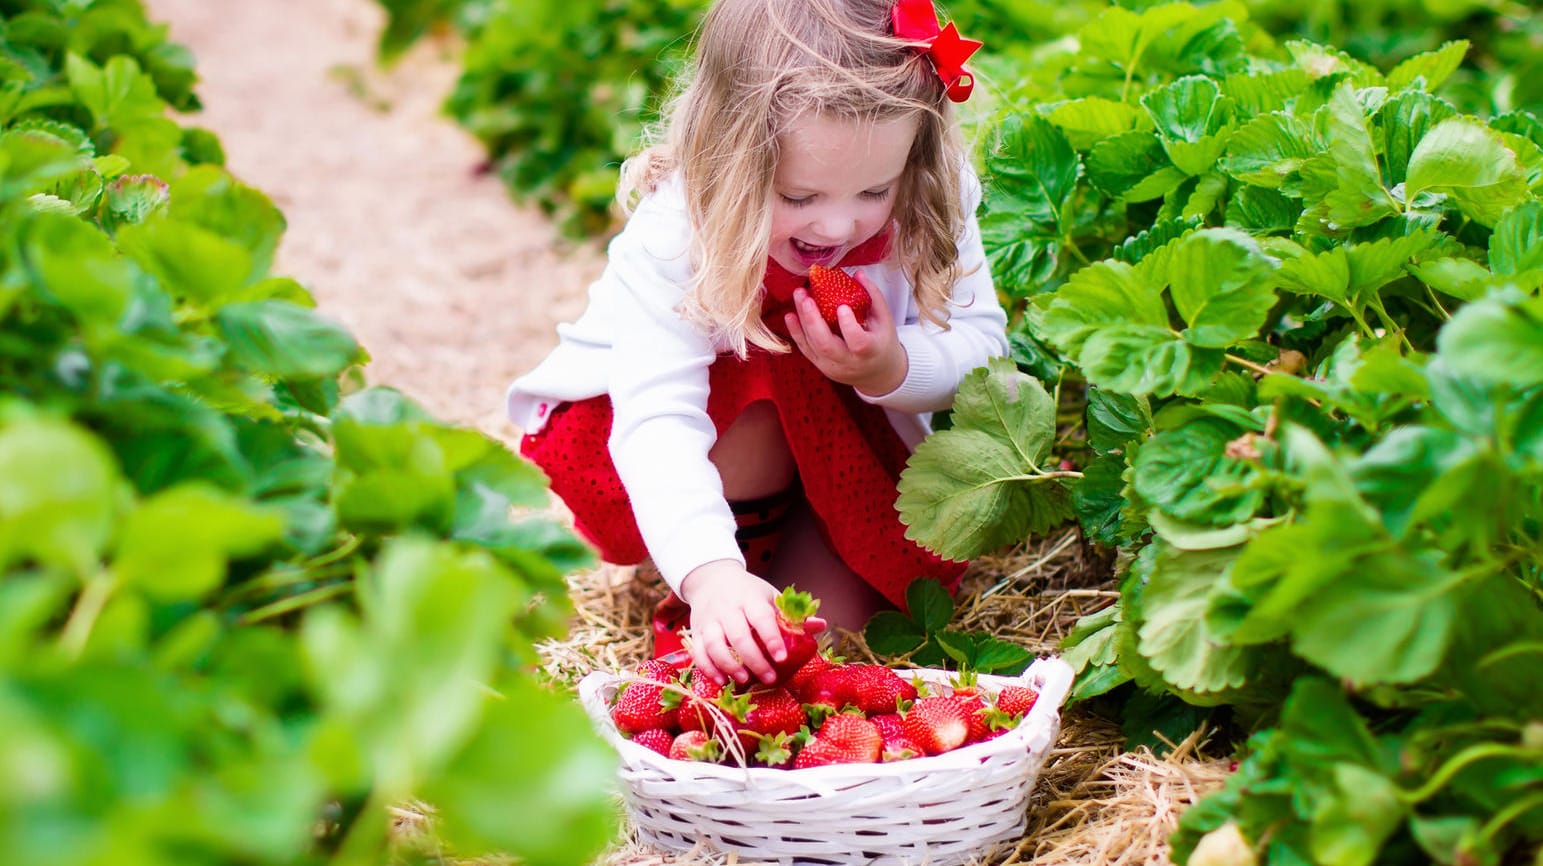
[631,727,675,757]
[737,686,807,752]
[848,664,919,715]
[766,588,822,686]
[817,714,882,764]
[996,685,1039,718]
[679,670,725,733]
[610,663,683,734]
[793,738,845,769]
[868,713,906,740]
[958,694,992,744]
[787,651,835,699]
[902,696,970,755]
[807,265,871,328]
[669,730,722,762]
[880,733,924,762]
[802,666,860,711]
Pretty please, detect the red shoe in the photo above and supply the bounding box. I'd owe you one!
[652,591,692,666]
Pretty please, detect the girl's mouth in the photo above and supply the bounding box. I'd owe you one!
[791,238,841,267]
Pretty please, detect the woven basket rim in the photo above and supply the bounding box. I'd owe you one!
[579,657,1075,786]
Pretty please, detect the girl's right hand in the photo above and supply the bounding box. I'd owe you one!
[679,560,806,686]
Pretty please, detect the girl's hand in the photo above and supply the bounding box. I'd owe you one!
[679,560,826,686]
[785,273,907,397]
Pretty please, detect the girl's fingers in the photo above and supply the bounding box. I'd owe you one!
[722,619,774,684]
[858,272,892,328]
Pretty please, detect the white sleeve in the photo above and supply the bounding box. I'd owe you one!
[603,200,745,592]
[862,168,1009,414]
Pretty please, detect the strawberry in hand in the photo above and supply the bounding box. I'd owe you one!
[763,587,824,686]
[807,265,871,328]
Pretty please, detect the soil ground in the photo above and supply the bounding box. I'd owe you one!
[145,0,603,442]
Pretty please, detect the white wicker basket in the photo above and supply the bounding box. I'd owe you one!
[577,657,1075,866]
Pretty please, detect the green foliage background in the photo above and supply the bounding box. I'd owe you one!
[0,2,617,864]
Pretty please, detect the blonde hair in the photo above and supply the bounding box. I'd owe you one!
[619,0,969,356]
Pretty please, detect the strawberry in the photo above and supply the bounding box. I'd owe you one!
[610,662,683,734]
[736,685,807,752]
[793,737,845,769]
[755,731,797,769]
[901,696,970,755]
[996,685,1039,718]
[631,727,675,756]
[766,587,822,686]
[868,713,922,762]
[957,693,992,744]
[669,730,722,762]
[787,650,837,699]
[807,265,871,328]
[678,669,725,733]
[847,664,919,715]
[816,713,882,764]
[801,665,860,712]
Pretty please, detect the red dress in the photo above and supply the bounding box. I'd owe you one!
[518,234,966,612]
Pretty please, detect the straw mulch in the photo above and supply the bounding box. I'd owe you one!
[534,527,1235,866]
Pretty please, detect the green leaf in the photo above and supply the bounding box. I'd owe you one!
[865,610,927,656]
[18,210,135,325]
[302,537,523,792]
[1405,119,1529,227]
[1134,418,1264,525]
[1138,541,1263,693]
[1437,291,1543,389]
[216,301,362,380]
[1046,96,1143,150]
[1086,387,1153,453]
[65,53,165,130]
[906,578,954,633]
[423,674,618,866]
[1385,40,1468,94]
[114,484,285,602]
[1165,228,1279,348]
[117,218,252,306]
[1219,112,1316,188]
[1086,131,1185,202]
[1377,90,1458,188]
[1488,201,1543,276]
[0,419,121,572]
[1081,326,1224,396]
[984,113,1078,230]
[897,363,1073,560]
[1035,259,1168,356]
[1142,75,1235,176]
[1305,84,1398,231]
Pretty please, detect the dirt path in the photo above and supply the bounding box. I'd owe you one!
[144,0,602,441]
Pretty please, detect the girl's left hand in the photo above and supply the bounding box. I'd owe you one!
[785,273,908,397]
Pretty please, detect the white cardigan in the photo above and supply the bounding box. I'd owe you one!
[506,172,1008,593]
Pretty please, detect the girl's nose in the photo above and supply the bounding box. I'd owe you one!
[811,211,857,244]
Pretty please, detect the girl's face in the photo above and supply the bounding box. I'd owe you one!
[769,112,918,274]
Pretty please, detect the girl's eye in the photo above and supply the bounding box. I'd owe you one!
[861,188,892,201]
[780,194,812,207]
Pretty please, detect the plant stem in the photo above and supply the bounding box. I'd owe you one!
[60,570,116,657]
[238,581,353,625]
[1398,742,1542,804]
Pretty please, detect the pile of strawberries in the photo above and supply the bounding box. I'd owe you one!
[605,590,1039,770]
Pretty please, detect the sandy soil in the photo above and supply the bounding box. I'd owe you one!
[144,0,603,442]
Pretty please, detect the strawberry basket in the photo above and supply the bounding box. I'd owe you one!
[576,657,1075,866]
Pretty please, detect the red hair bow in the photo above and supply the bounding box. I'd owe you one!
[891,0,983,102]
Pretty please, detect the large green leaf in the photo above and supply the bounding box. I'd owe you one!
[1163,228,1278,348]
[897,360,1072,560]
[1137,541,1263,693]
[113,484,284,602]
[216,301,362,380]
[0,419,121,572]
[1406,118,1529,227]
[1437,291,1543,389]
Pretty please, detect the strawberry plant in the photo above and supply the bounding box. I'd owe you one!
[0,4,617,865]
[900,3,1543,863]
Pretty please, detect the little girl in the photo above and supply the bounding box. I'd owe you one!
[507,0,1006,686]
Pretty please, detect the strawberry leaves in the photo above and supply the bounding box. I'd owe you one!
[897,357,1073,561]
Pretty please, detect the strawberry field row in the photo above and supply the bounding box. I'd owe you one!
[0,3,614,864]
